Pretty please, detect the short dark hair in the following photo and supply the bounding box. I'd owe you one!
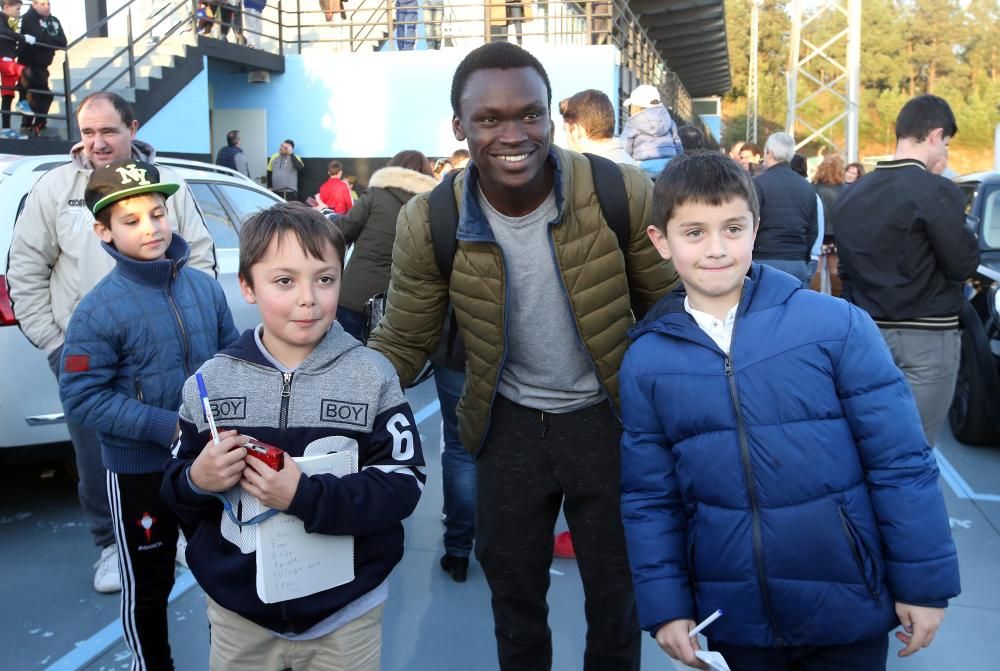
[388,149,434,177]
[77,92,136,128]
[789,153,808,177]
[558,89,615,140]
[328,160,343,175]
[226,130,240,146]
[238,202,346,288]
[450,42,552,117]
[677,125,705,151]
[2,0,24,8]
[740,142,762,157]
[652,151,760,235]
[283,139,295,149]
[895,94,958,142]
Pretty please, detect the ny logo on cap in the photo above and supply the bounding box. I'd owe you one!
[115,163,151,187]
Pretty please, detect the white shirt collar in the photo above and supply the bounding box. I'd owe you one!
[683,297,738,354]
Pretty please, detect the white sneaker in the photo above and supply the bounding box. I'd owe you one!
[176,534,188,568]
[93,544,122,594]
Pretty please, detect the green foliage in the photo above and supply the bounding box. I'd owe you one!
[721,0,998,155]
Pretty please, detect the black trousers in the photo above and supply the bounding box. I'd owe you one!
[19,64,52,130]
[710,635,889,671]
[108,471,179,671]
[475,395,640,671]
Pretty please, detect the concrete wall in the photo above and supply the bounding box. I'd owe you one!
[207,45,621,160]
[138,61,212,156]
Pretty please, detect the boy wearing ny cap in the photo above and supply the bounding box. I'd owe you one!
[622,83,684,178]
[59,159,239,671]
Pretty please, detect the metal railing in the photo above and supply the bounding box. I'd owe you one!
[11,0,687,143]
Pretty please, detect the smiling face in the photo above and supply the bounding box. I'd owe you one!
[844,165,859,183]
[94,194,172,262]
[453,67,554,216]
[648,196,756,319]
[239,232,341,369]
[78,98,138,167]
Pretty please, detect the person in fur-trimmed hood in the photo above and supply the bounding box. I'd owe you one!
[320,150,438,341]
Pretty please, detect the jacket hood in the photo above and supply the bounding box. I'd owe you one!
[628,106,675,136]
[220,321,363,373]
[367,166,438,194]
[629,263,802,340]
[70,139,157,171]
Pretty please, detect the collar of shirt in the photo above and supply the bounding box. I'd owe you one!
[683,296,737,354]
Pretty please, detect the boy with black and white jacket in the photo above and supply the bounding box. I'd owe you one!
[162,202,424,670]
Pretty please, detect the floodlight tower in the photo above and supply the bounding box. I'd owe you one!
[746,0,762,143]
[785,0,862,160]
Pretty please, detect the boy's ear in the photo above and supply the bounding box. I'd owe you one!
[92,220,113,244]
[646,224,672,261]
[238,273,257,305]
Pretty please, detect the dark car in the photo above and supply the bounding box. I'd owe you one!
[950,171,1000,445]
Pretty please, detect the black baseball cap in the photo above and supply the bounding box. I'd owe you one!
[85,159,180,216]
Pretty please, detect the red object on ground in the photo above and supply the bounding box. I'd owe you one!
[553,531,576,559]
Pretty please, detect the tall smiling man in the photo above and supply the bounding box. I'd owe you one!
[368,43,678,670]
[6,91,216,594]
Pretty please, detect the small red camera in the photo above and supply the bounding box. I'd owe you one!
[245,438,285,471]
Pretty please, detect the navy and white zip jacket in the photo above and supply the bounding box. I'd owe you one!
[620,264,960,647]
[59,236,238,474]
[161,325,425,635]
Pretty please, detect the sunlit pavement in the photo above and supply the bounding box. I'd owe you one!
[2,378,998,670]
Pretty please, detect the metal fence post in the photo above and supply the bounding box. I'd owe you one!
[126,9,136,88]
[62,54,73,141]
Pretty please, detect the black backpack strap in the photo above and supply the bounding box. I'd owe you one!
[584,152,630,253]
[428,170,460,280]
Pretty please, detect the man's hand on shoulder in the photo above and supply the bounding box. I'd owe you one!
[894,602,945,657]
[654,619,709,670]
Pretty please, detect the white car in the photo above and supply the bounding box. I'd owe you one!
[0,154,282,457]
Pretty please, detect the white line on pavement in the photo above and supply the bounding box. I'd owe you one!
[934,448,1000,503]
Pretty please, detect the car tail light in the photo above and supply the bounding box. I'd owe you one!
[0,275,17,326]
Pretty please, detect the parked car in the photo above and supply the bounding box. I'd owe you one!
[0,154,282,459]
[950,171,1000,445]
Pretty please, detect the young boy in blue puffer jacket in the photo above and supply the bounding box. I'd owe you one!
[619,152,960,670]
[59,159,238,671]
[621,84,683,179]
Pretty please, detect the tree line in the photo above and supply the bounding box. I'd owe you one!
[720,0,999,170]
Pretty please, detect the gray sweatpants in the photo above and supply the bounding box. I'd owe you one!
[878,328,961,445]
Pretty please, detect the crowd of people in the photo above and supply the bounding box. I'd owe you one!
[3,36,974,671]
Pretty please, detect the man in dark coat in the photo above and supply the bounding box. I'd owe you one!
[752,131,818,285]
[835,94,979,444]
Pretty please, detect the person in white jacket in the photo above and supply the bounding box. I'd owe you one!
[5,91,217,594]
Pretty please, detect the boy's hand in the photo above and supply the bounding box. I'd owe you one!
[654,619,709,670]
[189,430,248,493]
[241,454,302,511]
[894,602,945,657]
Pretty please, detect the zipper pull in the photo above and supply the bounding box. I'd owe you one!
[724,357,733,376]
[281,372,292,398]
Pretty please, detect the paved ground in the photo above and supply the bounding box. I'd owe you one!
[2,378,999,670]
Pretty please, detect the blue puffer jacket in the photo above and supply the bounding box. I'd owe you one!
[60,236,239,475]
[620,264,960,647]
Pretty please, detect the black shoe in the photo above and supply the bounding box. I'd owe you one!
[439,554,468,583]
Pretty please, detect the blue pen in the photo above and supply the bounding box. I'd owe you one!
[195,372,221,445]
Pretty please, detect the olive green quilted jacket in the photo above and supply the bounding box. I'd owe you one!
[368,146,678,453]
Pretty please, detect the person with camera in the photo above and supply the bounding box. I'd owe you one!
[266,138,305,201]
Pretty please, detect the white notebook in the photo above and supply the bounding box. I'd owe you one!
[255,451,356,604]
